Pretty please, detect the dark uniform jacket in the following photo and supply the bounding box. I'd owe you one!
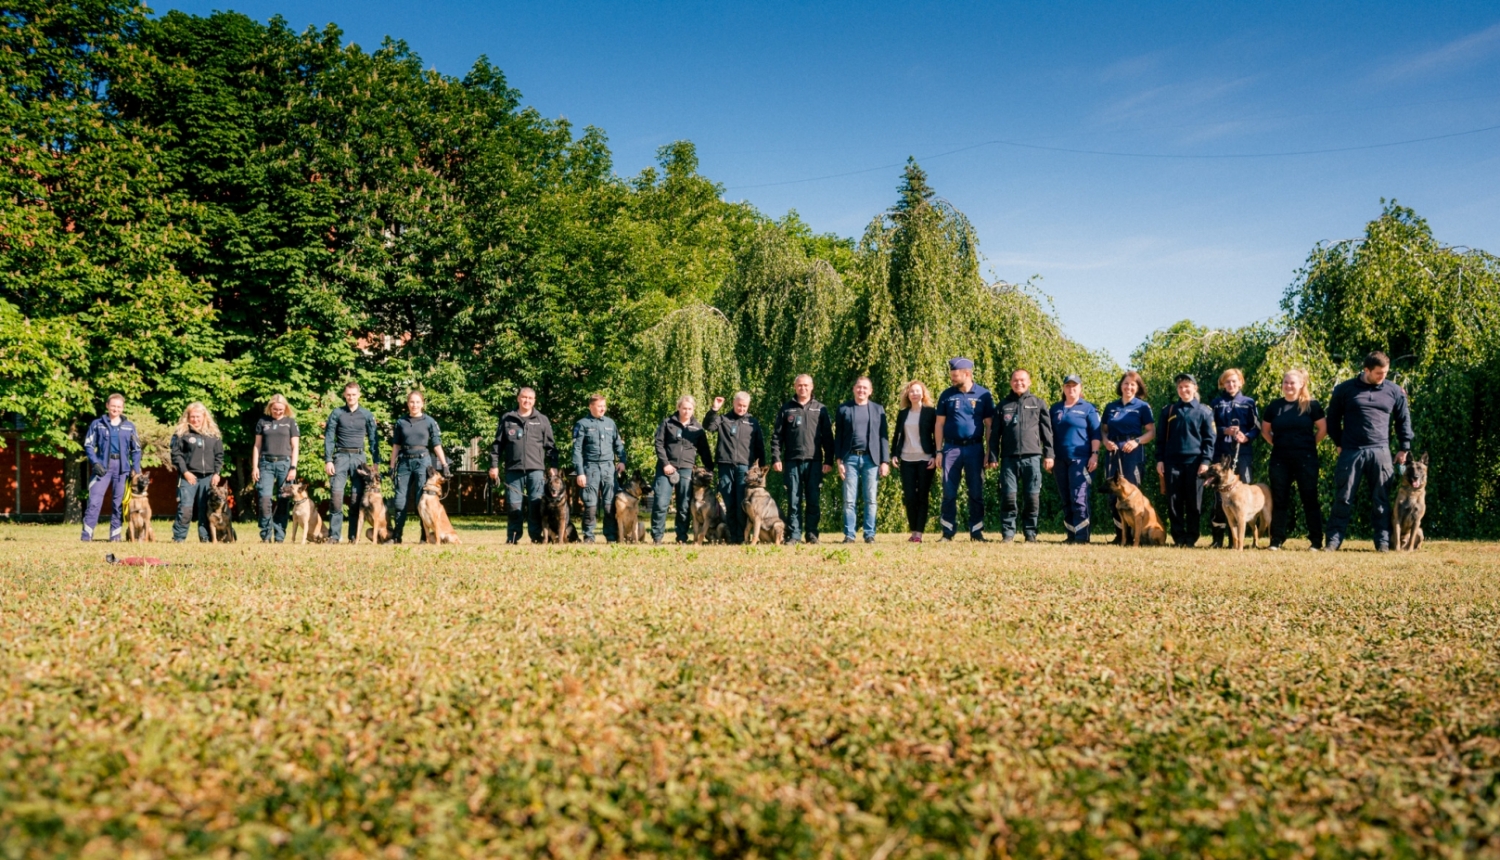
[1156,399,1215,465]
[394,415,441,455]
[834,400,890,462]
[990,392,1055,460]
[171,431,224,477]
[84,416,143,473]
[1326,374,1413,451]
[324,406,380,462]
[654,414,712,472]
[1210,393,1260,462]
[490,410,557,472]
[573,414,626,472]
[891,406,938,459]
[770,398,834,465]
[703,409,766,467]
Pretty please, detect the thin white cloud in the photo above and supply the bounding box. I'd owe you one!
[1379,21,1500,81]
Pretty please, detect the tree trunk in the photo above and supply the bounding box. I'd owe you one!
[63,422,85,524]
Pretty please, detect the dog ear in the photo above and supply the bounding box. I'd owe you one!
[1419,451,1429,465]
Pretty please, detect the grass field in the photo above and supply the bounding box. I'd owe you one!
[1,521,1498,859]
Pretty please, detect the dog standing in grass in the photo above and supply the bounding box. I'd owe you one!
[1105,473,1165,546]
[355,463,391,544]
[417,467,459,544]
[1204,458,1272,550]
[126,472,154,543]
[690,468,728,544]
[207,482,237,543]
[742,465,786,545]
[1392,453,1428,551]
[282,479,327,544]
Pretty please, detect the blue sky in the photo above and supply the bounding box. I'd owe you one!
[160,0,1500,364]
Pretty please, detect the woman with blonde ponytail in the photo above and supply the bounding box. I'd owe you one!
[1260,369,1327,550]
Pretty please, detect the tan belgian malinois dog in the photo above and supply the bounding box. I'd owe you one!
[1203,458,1272,550]
[126,472,155,542]
[354,464,391,544]
[417,468,460,544]
[1106,473,1166,546]
[742,465,786,546]
[612,470,650,543]
[1391,453,1428,551]
[282,479,328,544]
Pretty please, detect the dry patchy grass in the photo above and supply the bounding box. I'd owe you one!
[1,522,1498,858]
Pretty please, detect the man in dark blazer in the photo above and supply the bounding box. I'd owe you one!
[835,377,890,543]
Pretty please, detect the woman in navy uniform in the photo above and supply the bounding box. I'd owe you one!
[1155,373,1216,546]
[1208,368,1260,548]
[1260,368,1326,551]
[81,393,144,542]
[1049,375,1100,544]
[1100,371,1155,545]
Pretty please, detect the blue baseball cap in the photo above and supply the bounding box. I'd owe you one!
[1063,374,1082,385]
[948,357,974,371]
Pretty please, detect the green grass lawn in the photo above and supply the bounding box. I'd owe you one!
[2,521,1497,858]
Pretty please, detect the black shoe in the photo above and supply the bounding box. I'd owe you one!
[784,536,799,546]
[1001,535,1015,543]
[1024,535,1038,543]
[805,534,819,545]
[864,536,875,544]
[842,537,856,544]
[971,533,989,542]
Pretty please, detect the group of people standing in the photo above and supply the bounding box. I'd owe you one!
[78,350,1414,550]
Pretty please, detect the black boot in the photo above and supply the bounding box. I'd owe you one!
[1210,527,1225,549]
[506,511,522,544]
[1110,520,1124,545]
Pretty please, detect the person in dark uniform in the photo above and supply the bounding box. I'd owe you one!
[989,369,1054,543]
[322,382,380,544]
[170,402,225,542]
[651,395,713,544]
[835,377,890,543]
[573,394,627,543]
[390,390,450,544]
[703,391,766,544]
[1261,368,1327,551]
[1208,368,1261,548]
[1155,373,1216,547]
[251,394,300,543]
[81,393,143,542]
[1325,351,1414,552]
[487,387,557,544]
[935,357,995,541]
[1049,375,1100,544]
[891,380,937,542]
[771,374,835,544]
[1100,371,1155,545]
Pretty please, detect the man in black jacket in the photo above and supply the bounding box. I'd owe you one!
[1325,351,1414,552]
[771,374,835,544]
[1155,373,1216,546]
[704,391,766,545]
[487,387,558,544]
[989,369,1054,543]
[651,395,713,544]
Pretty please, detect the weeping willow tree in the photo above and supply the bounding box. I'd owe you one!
[623,302,741,465]
[717,224,855,408]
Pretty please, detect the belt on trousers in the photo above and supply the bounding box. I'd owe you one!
[849,449,870,457]
[399,448,430,457]
[261,455,290,462]
[950,437,983,447]
[336,447,363,454]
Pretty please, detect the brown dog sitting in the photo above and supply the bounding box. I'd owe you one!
[539,468,571,544]
[207,481,237,543]
[742,465,786,545]
[691,467,729,545]
[282,479,327,544]
[354,464,390,544]
[1203,458,1272,550]
[417,468,460,544]
[1392,453,1428,551]
[126,472,154,543]
[1106,474,1165,546]
[613,471,650,543]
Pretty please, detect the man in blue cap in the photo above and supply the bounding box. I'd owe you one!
[935,357,995,541]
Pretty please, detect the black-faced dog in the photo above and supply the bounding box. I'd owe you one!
[742,465,785,546]
[207,481,237,543]
[613,470,651,543]
[1392,452,1428,551]
[354,463,391,544]
[691,467,728,545]
[540,467,572,544]
[126,472,154,542]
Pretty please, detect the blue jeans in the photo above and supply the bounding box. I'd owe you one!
[717,464,750,545]
[842,453,879,540]
[651,468,692,542]
[392,454,430,542]
[328,451,366,543]
[172,475,214,542]
[256,457,292,541]
[941,443,986,538]
[999,455,1042,540]
[503,469,545,543]
[783,460,824,541]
